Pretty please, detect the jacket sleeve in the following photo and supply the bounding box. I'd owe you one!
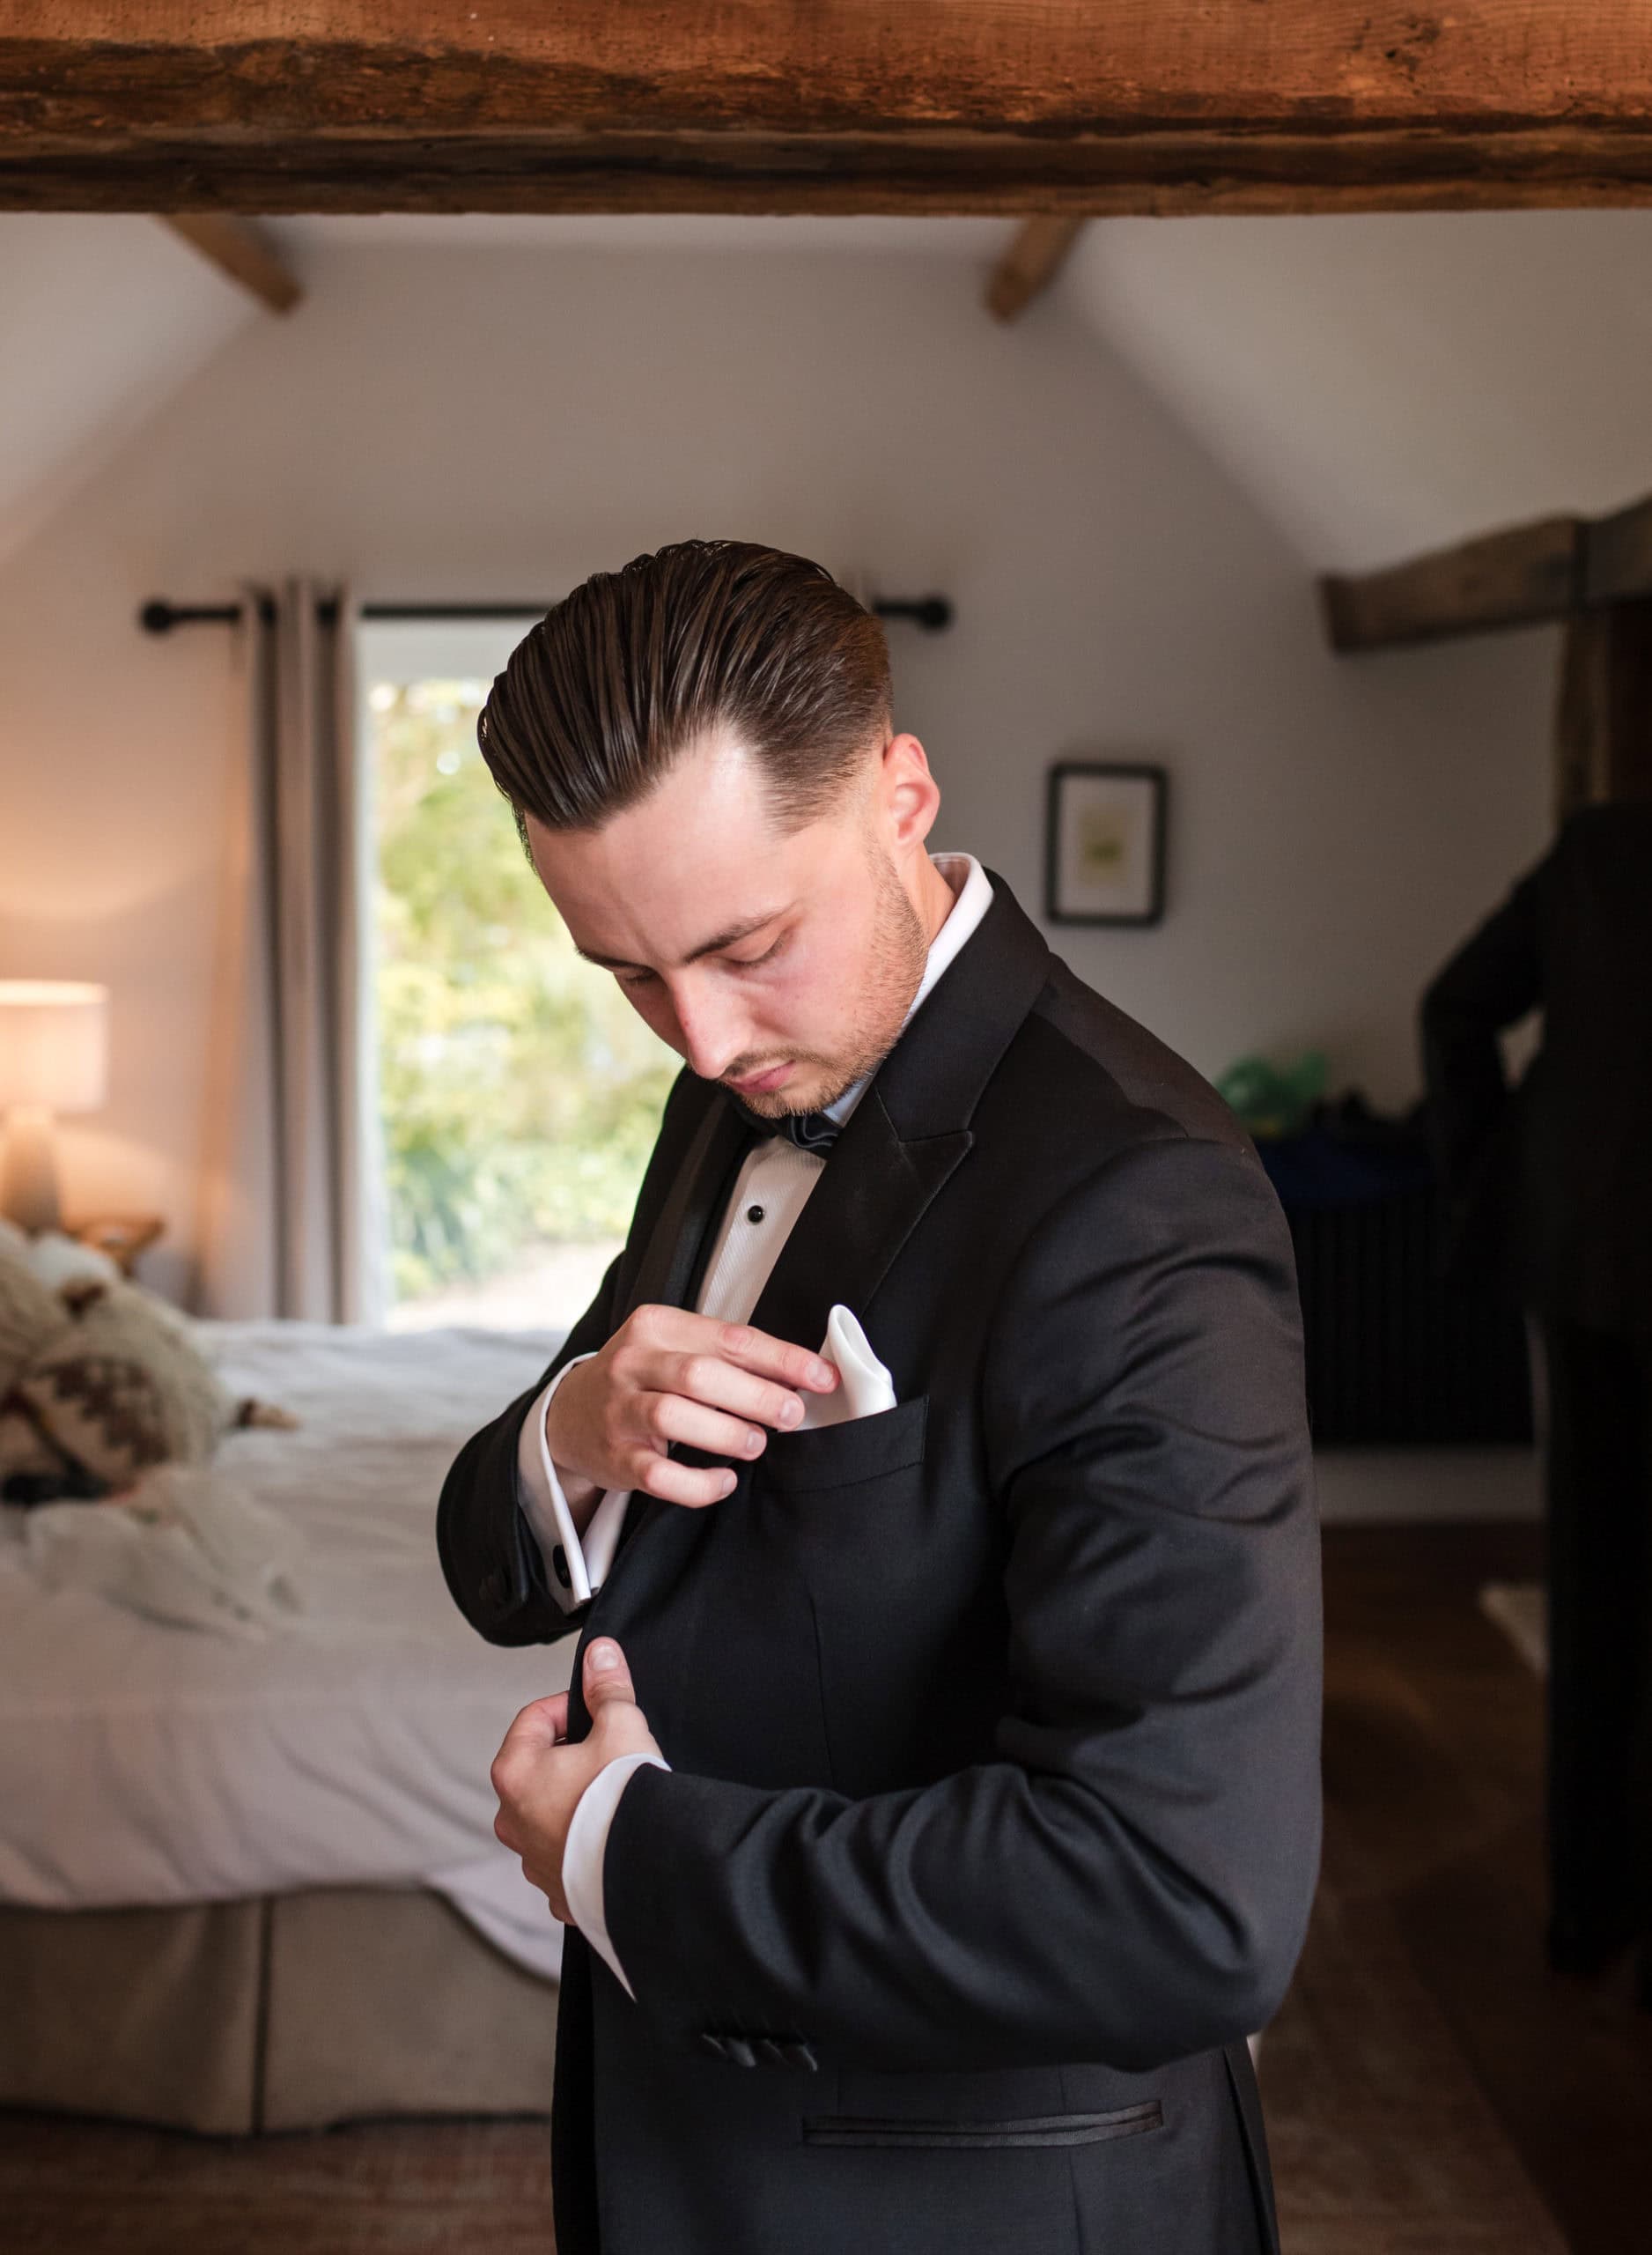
[1419,861,1544,1206]
[436,1250,623,1647]
[600,1134,1323,2074]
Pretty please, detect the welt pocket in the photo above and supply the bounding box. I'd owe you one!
[759,1393,929,1493]
[800,2101,1162,2150]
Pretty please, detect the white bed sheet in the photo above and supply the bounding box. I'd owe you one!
[0,1320,577,1981]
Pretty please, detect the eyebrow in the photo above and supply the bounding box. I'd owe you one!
[574,906,789,974]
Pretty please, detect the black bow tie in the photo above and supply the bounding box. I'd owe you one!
[723,1090,843,1155]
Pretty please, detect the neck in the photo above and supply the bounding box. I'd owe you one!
[912,848,962,945]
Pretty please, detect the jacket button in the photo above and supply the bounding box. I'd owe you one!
[699,2032,727,2059]
[754,2037,787,2066]
[725,2036,757,2068]
[780,2039,818,2072]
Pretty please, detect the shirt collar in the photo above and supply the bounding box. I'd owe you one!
[822,853,994,1127]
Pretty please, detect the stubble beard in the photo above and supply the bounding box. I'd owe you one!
[733,850,930,1120]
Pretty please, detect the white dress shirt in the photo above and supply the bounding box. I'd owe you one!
[515,853,993,1996]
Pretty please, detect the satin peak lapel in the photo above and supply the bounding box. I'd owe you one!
[744,1086,971,1357]
[617,1091,751,1326]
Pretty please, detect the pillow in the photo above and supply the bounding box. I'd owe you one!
[0,1234,70,1401]
[17,1279,240,1488]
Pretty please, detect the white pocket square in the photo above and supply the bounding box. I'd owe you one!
[798,1304,896,1429]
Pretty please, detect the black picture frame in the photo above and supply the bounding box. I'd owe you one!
[1044,761,1169,927]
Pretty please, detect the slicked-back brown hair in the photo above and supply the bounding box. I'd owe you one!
[477,540,893,846]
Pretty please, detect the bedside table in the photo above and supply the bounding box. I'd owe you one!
[67,1214,165,1278]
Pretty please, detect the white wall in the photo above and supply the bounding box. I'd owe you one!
[0,235,1554,1312]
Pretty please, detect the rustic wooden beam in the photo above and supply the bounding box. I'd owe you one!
[8,4,1652,215]
[159,214,301,313]
[985,217,1087,322]
[1322,490,1652,653]
[1320,518,1584,654]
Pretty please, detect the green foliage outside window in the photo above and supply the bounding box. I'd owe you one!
[367,680,678,1306]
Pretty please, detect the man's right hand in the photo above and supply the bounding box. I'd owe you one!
[545,1304,839,1525]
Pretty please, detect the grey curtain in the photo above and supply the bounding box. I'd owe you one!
[195,578,370,1321]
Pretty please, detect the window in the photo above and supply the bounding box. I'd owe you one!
[356,620,676,1333]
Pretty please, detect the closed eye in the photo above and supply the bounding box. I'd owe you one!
[613,930,788,993]
[727,934,788,972]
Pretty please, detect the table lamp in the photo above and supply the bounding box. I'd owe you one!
[0,981,109,1234]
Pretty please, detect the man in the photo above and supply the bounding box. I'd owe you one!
[1420,801,1652,1986]
[438,539,1322,2255]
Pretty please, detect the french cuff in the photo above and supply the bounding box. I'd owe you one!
[563,1749,672,2002]
[514,1355,632,1611]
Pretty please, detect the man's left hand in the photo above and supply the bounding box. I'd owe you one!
[490,1637,661,1924]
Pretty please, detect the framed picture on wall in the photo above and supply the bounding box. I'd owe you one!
[1044,761,1168,927]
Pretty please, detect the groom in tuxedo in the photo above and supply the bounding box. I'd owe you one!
[438,539,1322,2255]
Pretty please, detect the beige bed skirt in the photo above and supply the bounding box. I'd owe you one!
[0,1888,558,2135]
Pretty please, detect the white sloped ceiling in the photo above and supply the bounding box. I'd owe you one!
[1060,208,1652,573]
[0,215,262,573]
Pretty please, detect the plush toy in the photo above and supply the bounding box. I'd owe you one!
[0,1227,295,1506]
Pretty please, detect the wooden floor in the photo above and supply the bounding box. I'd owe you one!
[4,1521,1650,2252]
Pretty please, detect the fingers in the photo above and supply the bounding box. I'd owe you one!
[626,1306,836,1399]
[716,1320,839,1395]
[490,1690,569,1806]
[646,1388,781,1462]
[662,1352,809,1436]
[582,1636,636,1712]
[496,1690,569,1763]
[624,1446,740,1509]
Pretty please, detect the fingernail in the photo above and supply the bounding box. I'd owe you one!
[586,1641,619,1674]
[812,1361,835,1386]
[719,1470,738,1496]
[779,1396,803,1427]
[743,1428,763,1455]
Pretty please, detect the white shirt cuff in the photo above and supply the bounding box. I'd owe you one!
[562,1749,670,2001]
[514,1355,633,1610]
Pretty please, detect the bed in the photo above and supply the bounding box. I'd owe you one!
[0,1320,574,2133]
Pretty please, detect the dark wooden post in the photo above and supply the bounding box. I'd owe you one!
[1553,599,1652,822]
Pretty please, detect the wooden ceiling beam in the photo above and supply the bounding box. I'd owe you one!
[1322,519,1584,653]
[8,4,1652,215]
[159,215,301,313]
[986,217,1088,322]
[1321,495,1652,653]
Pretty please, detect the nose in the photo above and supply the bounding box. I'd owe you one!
[667,974,749,1083]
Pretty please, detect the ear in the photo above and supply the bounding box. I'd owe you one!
[878,731,940,855]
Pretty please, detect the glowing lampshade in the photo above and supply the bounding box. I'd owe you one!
[0,981,110,1231]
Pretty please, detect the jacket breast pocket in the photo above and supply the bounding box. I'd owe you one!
[758,1392,930,1497]
[754,1391,934,1582]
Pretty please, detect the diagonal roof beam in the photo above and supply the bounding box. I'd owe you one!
[159,215,302,314]
[1322,493,1652,653]
[985,217,1088,322]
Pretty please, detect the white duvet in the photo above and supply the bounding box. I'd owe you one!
[0,1320,577,1981]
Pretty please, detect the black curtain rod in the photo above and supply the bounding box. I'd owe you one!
[139,593,954,635]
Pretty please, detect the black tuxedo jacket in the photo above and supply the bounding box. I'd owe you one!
[1420,802,1652,1352]
[439,872,1322,2255]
